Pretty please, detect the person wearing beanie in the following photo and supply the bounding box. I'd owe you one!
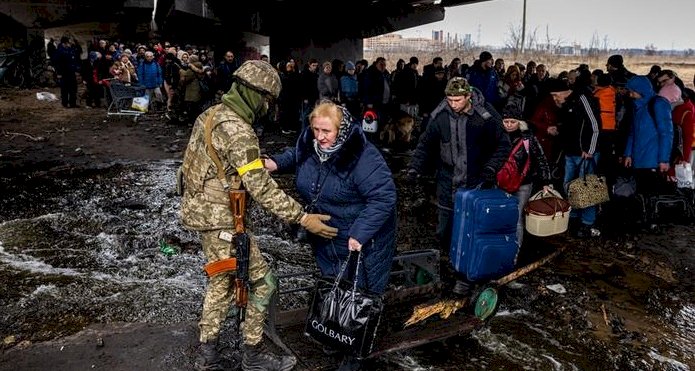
[501,102,552,246]
[408,76,510,296]
[548,74,603,238]
[340,61,360,116]
[466,50,501,108]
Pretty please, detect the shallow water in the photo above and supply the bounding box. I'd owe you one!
[0,161,693,370]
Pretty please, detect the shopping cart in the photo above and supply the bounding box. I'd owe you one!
[103,78,147,121]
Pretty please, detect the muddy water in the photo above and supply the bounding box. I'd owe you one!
[0,161,693,370]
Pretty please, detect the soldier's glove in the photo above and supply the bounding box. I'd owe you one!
[300,213,338,239]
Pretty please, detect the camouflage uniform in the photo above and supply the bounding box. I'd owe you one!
[181,97,304,345]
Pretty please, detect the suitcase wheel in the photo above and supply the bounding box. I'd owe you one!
[474,287,498,321]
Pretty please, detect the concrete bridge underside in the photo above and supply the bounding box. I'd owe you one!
[1,0,491,65]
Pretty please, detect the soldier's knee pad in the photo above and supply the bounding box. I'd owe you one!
[248,271,277,312]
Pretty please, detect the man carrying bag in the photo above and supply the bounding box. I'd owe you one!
[547,74,603,239]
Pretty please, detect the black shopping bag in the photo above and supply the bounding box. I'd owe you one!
[304,252,383,359]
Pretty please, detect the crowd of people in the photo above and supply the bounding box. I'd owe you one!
[48,35,695,370]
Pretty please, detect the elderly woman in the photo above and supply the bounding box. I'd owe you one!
[266,101,396,369]
[266,101,397,294]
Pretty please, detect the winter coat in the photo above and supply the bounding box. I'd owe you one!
[136,60,163,89]
[673,99,695,161]
[557,87,601,157]
[339,74,359,102]
[466,66,501,107]
[507,123,552,186]
[179,63,203,103]
[624,76,673,168]
[594,86,617,131]
[530,95,561,163]
[318,73,340,102]
[409,88,511,210]
[271,123,397,294]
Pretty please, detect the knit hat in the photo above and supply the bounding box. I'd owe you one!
[658,84,682,104]
[445,77,472,96]
[607,54,624,68]
[502,99,524,119]
[345,61,355,70]
[479,51,493,62]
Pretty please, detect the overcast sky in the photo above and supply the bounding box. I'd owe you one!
[399,0,695,50]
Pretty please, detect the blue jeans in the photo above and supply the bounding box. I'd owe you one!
[512,183,533,246]
[564,154,600,226]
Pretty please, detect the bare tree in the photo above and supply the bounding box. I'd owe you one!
[587,31,601,62]
[505,23,523,59]
[645,43,658,56]
[541,24,565,71]
[526,26,539,52]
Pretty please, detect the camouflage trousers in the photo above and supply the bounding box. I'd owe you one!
[198,229,276,345]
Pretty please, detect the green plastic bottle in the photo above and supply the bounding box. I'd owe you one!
[159,240,178,256]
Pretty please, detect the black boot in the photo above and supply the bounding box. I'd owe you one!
[194,341,224,371]
[242,342,297,371]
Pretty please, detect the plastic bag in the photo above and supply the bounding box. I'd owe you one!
[304,252,383,359]
[36,92,58,102]
[131,95,150,112]
[675,163,694,189]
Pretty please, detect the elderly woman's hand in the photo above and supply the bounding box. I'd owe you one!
[348,237,362,252]
[263,158,278,172]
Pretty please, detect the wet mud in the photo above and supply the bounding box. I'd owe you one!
[1,94,693,370]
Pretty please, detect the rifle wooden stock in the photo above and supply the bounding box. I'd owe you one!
[229,190,250,321]
[230,190,246,234]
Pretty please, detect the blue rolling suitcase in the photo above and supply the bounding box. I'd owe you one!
[450,188,519,282]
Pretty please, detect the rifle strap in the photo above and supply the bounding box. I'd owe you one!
[204,257,237,277]
[204,104,230,189]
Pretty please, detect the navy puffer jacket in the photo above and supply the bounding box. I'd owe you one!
[272,123,397,294]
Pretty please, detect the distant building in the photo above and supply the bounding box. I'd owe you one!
[364,33,444,52]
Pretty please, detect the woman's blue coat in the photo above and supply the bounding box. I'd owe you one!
[272,124,397,294]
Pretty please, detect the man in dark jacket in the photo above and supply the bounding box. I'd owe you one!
[215,50,240,94]
[407,77,510,294]
[54,36,80,108]
[548,77,602,238]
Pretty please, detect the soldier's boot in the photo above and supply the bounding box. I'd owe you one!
[194,340,224,371]
[242,341,297,371]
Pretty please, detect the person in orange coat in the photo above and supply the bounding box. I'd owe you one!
[593,73,619,185]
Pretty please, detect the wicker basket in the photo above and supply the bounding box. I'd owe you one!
[524,189,572,237]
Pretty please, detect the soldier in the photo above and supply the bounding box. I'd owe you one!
[180,60,338,371]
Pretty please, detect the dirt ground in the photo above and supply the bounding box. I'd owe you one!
[0,86,185,172]
[1,86,694,370]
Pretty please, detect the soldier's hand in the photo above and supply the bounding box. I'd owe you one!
[300,213,338,239]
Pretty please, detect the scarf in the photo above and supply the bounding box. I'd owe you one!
[221,82,266,124]
[313,105,353,162]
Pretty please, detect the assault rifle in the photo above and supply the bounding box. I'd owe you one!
[231,190,250,323]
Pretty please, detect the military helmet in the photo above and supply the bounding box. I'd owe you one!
[445,77,472,96]
[233,60,282,99]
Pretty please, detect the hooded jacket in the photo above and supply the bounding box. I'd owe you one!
[624,76,673,168]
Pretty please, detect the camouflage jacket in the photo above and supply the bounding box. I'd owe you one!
[180,103,304,231]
